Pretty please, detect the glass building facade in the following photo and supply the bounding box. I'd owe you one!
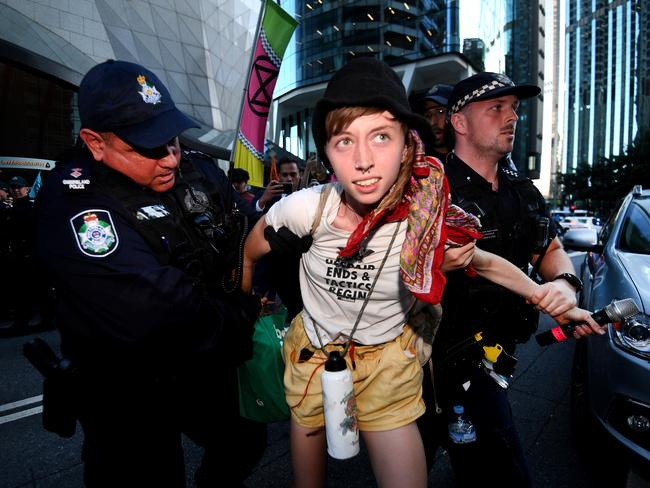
[563,0,643,171]
[275,0,545,178]
[0,60,79,161]
[0,0,262,167]
[637,0,649,140]
[282,0,460,91]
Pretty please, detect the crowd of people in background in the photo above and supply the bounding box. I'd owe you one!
[0,175,54,336]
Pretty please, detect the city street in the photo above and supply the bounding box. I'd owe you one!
[1,0,648,485]
[1,255,649,488]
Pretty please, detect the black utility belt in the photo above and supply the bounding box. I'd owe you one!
[439,331,518,389]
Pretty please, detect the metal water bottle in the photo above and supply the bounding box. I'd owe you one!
[321,350,359,459]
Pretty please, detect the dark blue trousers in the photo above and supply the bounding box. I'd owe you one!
[419,365,532,487]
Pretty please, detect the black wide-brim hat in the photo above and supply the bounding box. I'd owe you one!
[312,57,435,164]
[79,60,198,149]
[448,72,540,114]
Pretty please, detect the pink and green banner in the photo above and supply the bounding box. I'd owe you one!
[234,0,297,187]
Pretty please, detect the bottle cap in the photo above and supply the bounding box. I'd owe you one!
[453,405,464,415]
[325,350,347,372]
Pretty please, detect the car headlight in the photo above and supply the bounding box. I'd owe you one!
[613,313,650,359]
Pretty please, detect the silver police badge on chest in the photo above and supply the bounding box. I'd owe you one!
[183,187,209,212]
[136,204,170,220]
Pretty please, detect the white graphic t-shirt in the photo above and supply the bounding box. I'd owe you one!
[265,184,414,346]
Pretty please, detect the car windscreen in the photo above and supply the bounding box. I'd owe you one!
[619,199,650,255]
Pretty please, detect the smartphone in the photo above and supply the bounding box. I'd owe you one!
[282,182,293,194]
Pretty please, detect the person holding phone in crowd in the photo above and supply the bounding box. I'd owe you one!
[255,157,301,212]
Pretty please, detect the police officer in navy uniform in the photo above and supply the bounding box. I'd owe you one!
[417,73,588,487]
[0,179,12,324]
[414,83,454,161]
[35,60,262,487]
[4,176,38,334]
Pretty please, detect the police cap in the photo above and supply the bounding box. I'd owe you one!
[78,60,199,149]
[448,72,540,115]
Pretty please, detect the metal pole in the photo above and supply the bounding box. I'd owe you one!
[229,0,266,170]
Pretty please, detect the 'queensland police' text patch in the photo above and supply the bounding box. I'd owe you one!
[70,209,119,257]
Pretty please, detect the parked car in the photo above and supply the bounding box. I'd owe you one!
[562,185,650,464]
[557,215,602,235]
[551,208,589,220]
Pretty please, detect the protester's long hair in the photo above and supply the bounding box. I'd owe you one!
[324,106,415,215]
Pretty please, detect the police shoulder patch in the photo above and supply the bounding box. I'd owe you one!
[70,209,119,257]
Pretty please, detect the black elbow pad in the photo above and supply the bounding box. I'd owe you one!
[264,225,313,256]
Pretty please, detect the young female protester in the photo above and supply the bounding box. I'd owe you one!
[242,58,600,488]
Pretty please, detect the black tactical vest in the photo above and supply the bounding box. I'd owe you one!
[441,153,549,344]
[61,151,235,285]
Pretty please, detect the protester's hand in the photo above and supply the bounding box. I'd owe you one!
[554,306,607,339]
[527,281,577,316]
[441,242,475,273]
[258,180,284,209]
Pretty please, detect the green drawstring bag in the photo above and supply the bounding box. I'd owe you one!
[238,306,290,423]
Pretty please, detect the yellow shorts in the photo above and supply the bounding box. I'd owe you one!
[282,314,425,432]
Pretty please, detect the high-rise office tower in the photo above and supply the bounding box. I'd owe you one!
[507,1,545,179]
[638,1,649,139]
[546,0,566,201]
[563,0,643,171]
[463,38,486,72]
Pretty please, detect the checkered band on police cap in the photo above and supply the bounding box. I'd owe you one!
[447,72,540,115]
[451,78,511,113]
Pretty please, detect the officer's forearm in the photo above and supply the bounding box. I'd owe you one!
[535,237,576,281]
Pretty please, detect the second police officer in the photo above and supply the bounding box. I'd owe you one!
[417,73,588,487]
[34,60,263,487]
[415,83,454,160]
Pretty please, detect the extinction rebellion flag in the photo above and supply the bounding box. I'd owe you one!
[233,0,297,188]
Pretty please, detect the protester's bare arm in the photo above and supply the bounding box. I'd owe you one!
[471,248,604,337]
[242,218,272,293]
[471,248,538,298]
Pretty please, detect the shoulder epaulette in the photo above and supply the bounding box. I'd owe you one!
[500,166,519,178]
